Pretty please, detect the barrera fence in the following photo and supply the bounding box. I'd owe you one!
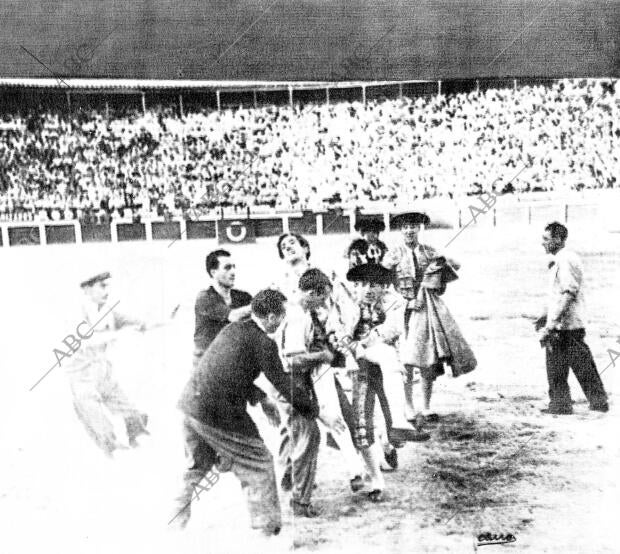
[1,195,615,248]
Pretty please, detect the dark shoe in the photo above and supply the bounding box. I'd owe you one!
[407,412,425,431]
[540,407,573,415]
[109,442,130,458]
[350,475,364,492]
[422,412,440,423]
[280,469,292,492]
[128,433,146,448]
[383,449,398,471]
[389,427,430,443]
[367,489,383,503]
[290,499,320,518]
[127,413,150,447]
[590,403,609,413]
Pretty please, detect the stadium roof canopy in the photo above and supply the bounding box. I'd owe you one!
[0,78,430,92]
[1,0,618,83]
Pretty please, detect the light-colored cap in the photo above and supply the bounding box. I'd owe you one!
[80,271,111,288]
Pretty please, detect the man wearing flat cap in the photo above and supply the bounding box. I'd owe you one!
[66,270,177,457]
[383,212,460,424]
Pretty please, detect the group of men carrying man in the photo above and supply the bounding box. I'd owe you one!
[66,210,609,543]
[173,211,473,537]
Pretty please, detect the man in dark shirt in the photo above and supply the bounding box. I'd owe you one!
[174,289,319,535]
[193,249,252,368]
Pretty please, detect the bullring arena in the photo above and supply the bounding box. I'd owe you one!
[1,2,619,553]
[3,218,619,553]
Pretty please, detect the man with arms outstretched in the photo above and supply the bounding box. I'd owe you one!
[68,271,176,457]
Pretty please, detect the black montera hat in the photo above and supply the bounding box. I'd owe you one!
[80,271,111,288]
[390,212,430,228]
[354,217,386,234]
[346,263,393,285]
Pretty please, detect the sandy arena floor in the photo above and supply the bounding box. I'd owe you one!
[1,219,618,553]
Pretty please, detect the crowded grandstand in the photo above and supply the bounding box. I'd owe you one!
[0,78,617,223]
[4,0,619,551]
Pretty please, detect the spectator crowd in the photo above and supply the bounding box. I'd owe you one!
[0,79,617,223]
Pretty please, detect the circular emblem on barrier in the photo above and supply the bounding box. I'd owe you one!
[225,221,247,242]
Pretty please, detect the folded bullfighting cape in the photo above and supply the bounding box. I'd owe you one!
[408,260,477,377]
[421,256,459,294]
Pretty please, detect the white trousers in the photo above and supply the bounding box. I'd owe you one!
[312,363,364,479]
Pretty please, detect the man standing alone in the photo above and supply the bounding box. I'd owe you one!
[538,222,609,415]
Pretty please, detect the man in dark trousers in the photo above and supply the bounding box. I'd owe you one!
[193,249,252,369]
[537,222,609,415]
[173,289,319,535]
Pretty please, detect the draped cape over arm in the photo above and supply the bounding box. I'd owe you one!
[404,261,476,377]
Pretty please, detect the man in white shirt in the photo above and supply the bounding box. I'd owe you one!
[273,235,362,499]
[66,271,149,456]
[537,222,608,414]
[67,271,178,456]
[281,269,365,495]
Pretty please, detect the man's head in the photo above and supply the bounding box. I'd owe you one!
[355,218,385,244]
[542,222,568,255]
[277,233,311,264]
[80,271,111,307]
[391,212,430,246]
[206,249,236,288]
[346,263,393,305]
[251,289,287,334]
[298,268,333,311]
